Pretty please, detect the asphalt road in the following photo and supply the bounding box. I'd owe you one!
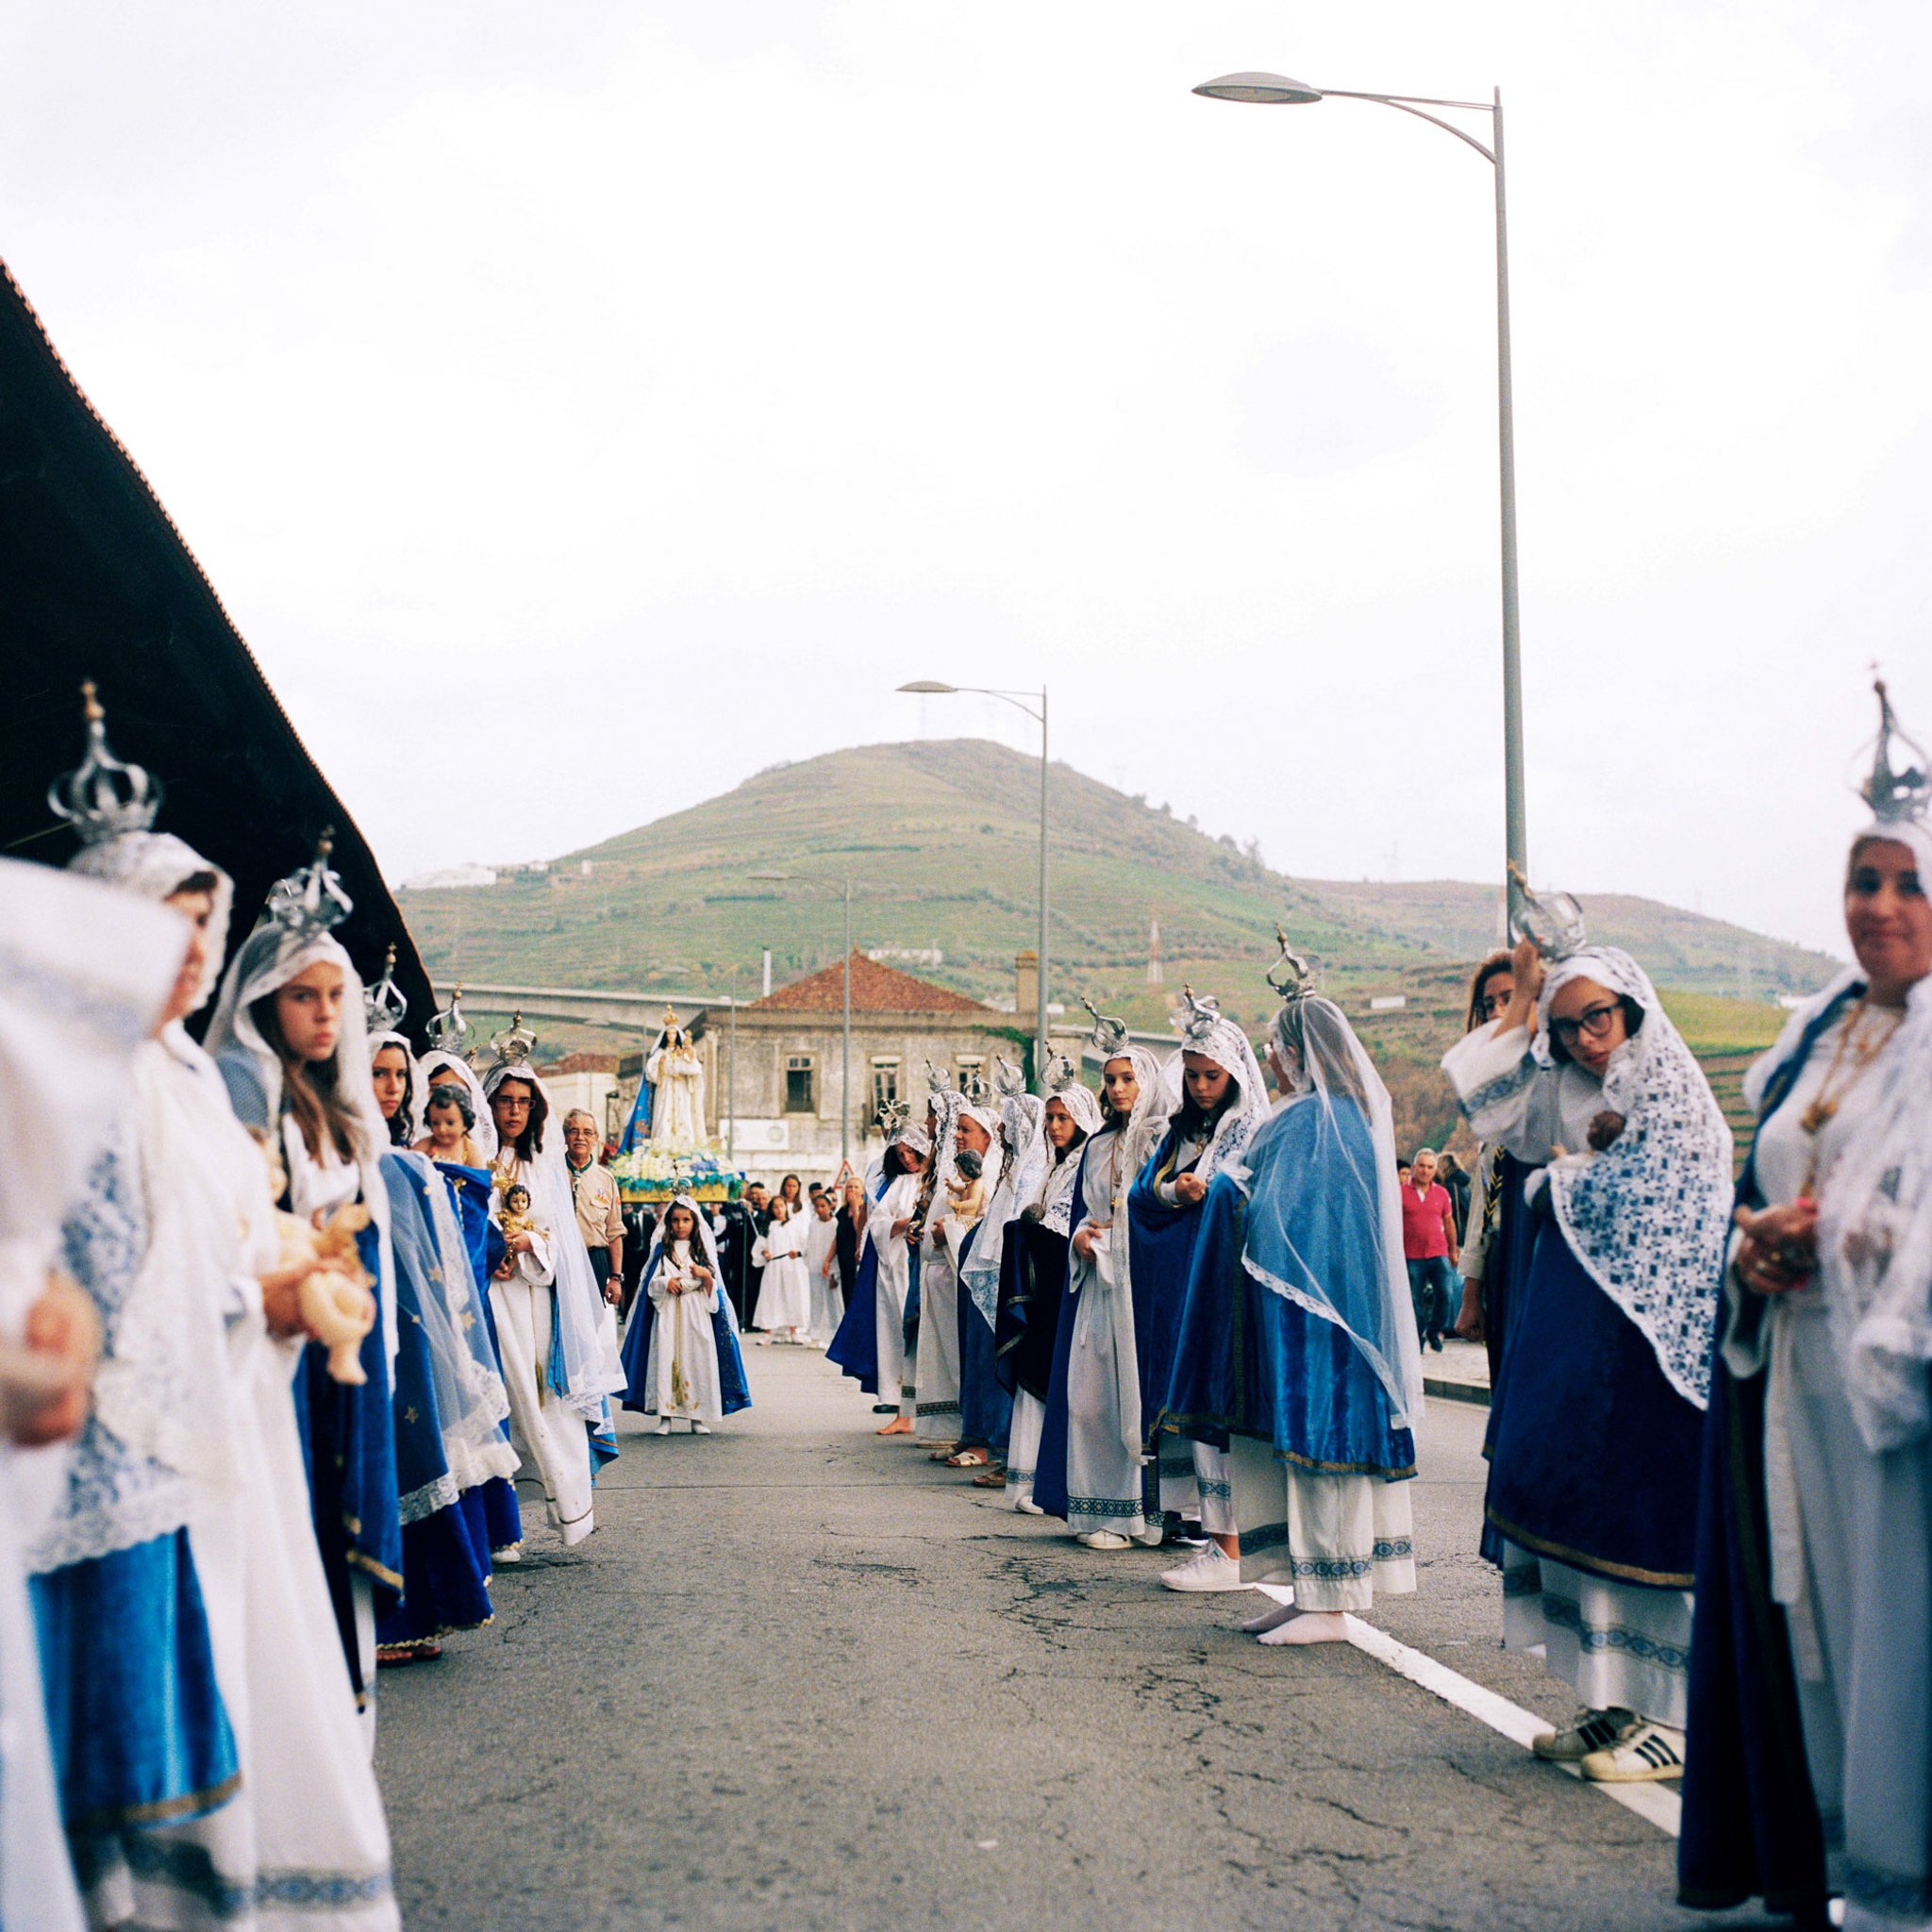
[375,1346,1776,1932]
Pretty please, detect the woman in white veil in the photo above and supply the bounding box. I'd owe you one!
[1164,943,1422,1642]
[477,1021,624,1547]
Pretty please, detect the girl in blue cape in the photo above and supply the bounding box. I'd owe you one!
[1443,909,1732,1782]
[1129,991,1270,1589]
[1163,960,1422,1643]
[621,1195,750,1432]
[826,1118,931,1431]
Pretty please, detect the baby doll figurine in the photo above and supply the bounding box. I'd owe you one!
[498,1183,539,1244]
[944,1149,988,1227]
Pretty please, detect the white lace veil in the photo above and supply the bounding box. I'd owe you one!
[960,1079,1048,1323]
[1529,944,1734,1408]
[1240,994,1425,1427]
[481,1054,625,1418]
[1162,992,1272,1184]
[1036,1069,1103,1235]
[67,831,233,1014]
[420,1052,497,1162]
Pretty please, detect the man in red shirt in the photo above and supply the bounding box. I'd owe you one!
[1400,1147,1459,1354]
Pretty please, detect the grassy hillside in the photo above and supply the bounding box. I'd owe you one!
[402,740,1838,1016]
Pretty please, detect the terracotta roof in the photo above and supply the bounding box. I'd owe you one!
[751,951,993,1015]
[539,1051,622,1074]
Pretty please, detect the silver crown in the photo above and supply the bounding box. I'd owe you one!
[47,682,163,844]
[1266,926,1322,1003]
[363,943,407,1037]
[1081,993,1129,1058]
[1177,984,1226,1049]
[994,1056,1027,1100]
[924,1059,955,1095]
[425,983,469,1062]
[1505,863,1587,960]
[877,1097,912,1136]
[959,1067,991,1108]
[1043,1050,1084,1094]
[1860,677,1931,825]
[487,1010,538,1072]
[266,829,354,940]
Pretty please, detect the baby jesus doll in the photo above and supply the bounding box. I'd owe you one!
[943,1146,988,1227]
[498,1182,540,1245]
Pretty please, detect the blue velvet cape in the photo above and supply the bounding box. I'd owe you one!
[954,1221,1011,1448]
[1127,1131,1208,1451]
[1161,1155,1414,1479]
[375,1155,494,1647]
[434,1160,522,1554]
[994,1215,1071,1404]
[1677,990,1855,1924]
[827,1172,891,1393]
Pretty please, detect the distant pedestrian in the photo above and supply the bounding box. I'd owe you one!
[1400,1148,1458,1353]
[1435,1150,1473,1245]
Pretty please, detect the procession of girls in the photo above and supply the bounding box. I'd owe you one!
[8,693,755,1930]
[830,680,1932,1930]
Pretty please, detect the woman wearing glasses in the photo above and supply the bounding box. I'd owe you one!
[1441,927,1733,1784]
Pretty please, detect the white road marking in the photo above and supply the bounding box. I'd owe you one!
[1251,1586,1683,1837]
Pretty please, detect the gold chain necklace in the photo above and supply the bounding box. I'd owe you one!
[1800,997,1903,1136]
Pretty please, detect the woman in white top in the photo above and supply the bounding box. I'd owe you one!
[753,1199,811,1341]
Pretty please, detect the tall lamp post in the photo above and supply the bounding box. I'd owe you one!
[1192,73,1527,911]
[897,680,1051,1082]
[749,870,855,1171]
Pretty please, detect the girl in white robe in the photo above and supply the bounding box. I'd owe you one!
[753,1200,811,1340]
[803,1195,842,1346]
[864,1128,929,1436]
[624,1197,741,1432]
[62,819,399,1928]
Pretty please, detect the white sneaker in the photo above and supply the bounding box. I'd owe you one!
[1579,1721,1686,1783]
[1159,1545,1244,1592]
[1014,1496,1044,1515]
[691,1421,711,1435]
[653,1420,672,1436]
[1532,1707,1634,1762]
[1076,1529,1132,1550]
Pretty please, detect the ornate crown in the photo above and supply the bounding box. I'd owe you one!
[1266,926,1321,1003]
[1505,863,1587,960]
[877,1097,912,1136]
[958,1067,991,1108]
[994,1056,1027,1100]
[1081,993,1128,1058]
[363,943,408,1036]
[47,682,163,844]
[425,983,469,1062]
[1860,677,1931,825]
[1043,1050,1084,1094]
[924,1059,955,1095]
[488,1010,538,1071]
[1177,984,1226,1050]
[266,829,354,941]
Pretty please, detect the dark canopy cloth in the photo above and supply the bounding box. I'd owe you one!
[0,256,429,1028]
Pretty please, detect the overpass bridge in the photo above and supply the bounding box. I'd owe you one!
[430,981,738,1038]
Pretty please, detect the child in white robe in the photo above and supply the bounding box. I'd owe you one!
[633,1201,725,1433]
[803,1193,842,1347]
[753,1200,811,1341]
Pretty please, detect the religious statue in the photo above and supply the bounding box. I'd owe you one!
[645,1008,708,1152]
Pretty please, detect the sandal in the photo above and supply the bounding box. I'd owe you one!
[972,1466,1008,1488]
[926,1444,961,1461]
[945,1446,992,1468]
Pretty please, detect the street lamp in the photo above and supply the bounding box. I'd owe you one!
[749,870,855,1171]
[898,680,1051,1084]
[1192,72,1527,911]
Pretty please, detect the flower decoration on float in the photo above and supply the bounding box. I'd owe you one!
[425,983,470,1065]
[47,681,163,844]
[266,827,355,940]
[363,943,408,1037]
[1858,676,1932,826]
[1505,863,1587,961]
[1081,994,1129,1059]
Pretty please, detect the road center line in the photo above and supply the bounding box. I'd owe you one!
[1251,1585,1683,1838]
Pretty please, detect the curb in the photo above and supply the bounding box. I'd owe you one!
[1424,1376,1491,1408]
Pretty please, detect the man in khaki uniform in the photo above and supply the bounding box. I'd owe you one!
[563,1109,625,1307]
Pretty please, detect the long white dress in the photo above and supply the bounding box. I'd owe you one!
[803,1212,842,1346]
[1060,1129,1148,1537]
[753,1213,810,1333]
[641,1242,724,1424]
[869,1173,919,1415]
[912,1206,964,1441]
[489,1158,595,1546]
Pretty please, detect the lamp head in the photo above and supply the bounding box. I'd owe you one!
[1193,72,1324,105]
[897,680,958,694]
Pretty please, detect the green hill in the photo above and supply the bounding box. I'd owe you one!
[401,738,1837,1013]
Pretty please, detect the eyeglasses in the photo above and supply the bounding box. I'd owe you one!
[1474,993,1507,1021]
[1551,1002,1622,1049]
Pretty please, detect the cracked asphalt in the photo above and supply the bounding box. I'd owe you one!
[375,1348,1776,1932]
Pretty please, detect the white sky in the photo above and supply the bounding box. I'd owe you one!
[8,0,1928,958]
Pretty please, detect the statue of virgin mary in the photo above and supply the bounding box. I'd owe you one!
[644,1011,707,1151]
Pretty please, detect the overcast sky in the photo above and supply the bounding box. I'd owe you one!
[8,0,1928,958]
